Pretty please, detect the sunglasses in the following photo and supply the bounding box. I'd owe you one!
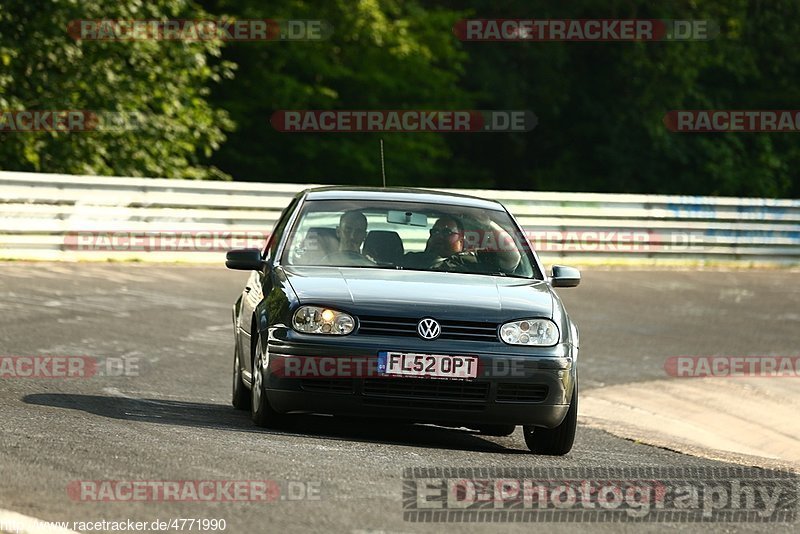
[429,227,460,237]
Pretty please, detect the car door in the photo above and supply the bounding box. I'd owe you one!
[238,195,300,377]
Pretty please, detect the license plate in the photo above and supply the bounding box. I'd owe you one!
[377,351,478,380]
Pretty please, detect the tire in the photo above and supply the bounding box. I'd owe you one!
[476,424,516,437]
[251,332,287,428]
[231,341,250,410]
[523,382,577,455]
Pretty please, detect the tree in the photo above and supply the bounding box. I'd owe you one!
[200,0,473,187]
[440,0,800,197]
[0,0,233,179]
[2,0,798,197]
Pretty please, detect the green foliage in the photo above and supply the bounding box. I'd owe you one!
[1,0,798,197]
[0,0,233,179]
[445,0,800,197]
[201,0,472,186]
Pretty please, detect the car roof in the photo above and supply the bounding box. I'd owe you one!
[303,186,505,211]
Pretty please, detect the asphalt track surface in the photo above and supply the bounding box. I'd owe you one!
[0,263,798,533]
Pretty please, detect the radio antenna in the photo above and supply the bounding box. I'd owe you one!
[380,138,386,188]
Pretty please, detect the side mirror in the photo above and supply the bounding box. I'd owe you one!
[226,248,266,271]
[551,265,580,288]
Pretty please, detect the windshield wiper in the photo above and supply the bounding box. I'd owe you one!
[327,263,401,270]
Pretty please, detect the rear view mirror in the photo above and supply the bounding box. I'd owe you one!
[551,265,581,288]
[387,210,428,227]
[226,248,265,270]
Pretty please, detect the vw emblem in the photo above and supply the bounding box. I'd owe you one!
[417,318,441,340]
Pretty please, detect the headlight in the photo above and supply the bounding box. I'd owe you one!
[499,318,559,346]
[292,306,355,335]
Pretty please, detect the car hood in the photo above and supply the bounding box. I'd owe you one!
[283,266,553,321]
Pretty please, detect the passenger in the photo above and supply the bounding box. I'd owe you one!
[401,216,462,269]
[402,215,520,273]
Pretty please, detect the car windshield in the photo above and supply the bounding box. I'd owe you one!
[282,199,541,279]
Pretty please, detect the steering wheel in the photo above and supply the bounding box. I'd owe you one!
[320,251,375,265]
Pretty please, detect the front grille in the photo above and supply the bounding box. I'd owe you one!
[358,315,498,342]
[362,397,485,411]
[300,379,355,394]
[363,377,490,402]
[496,383,549,403]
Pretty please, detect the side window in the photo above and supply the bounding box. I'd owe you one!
[263,197,299,262]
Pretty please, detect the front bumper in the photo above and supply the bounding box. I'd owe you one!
[262,329,576,428]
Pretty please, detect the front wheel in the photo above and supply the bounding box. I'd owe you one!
[251,333,288,428]
[232,342,250,410]
[523,383,577,455]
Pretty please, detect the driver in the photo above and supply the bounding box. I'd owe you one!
[336,210,368,254]
[321,210,375,265]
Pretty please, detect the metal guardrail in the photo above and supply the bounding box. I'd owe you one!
[1,170,799,265]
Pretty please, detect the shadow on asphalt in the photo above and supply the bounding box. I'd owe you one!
[22,393,529,454]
